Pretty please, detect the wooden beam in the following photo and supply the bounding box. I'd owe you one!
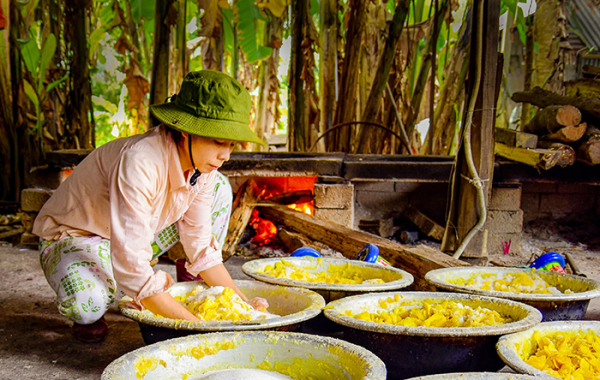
[258,204,469,290]
[495,128,538,148]
[494,142,561,170]
[222,181,258,261]
[404,205,444,241]
[442,0,501,261]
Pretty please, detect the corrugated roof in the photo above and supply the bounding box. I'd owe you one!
[568,0,600,52]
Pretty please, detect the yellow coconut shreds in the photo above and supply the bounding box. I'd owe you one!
[133,356,166,379]
[259,259,384,285]
[345,297,512,327]
[519,329,600,380]
[450,270,572,295]
[174,286,276,322]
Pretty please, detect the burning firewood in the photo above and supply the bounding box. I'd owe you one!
[222,180,259,261]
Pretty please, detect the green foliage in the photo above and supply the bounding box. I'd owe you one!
[235,0,272,63]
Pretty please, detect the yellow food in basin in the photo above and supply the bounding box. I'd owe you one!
[450,270,572,295]
[173,286,277,322]
[346,296,512,327]
[260,259,384,285]
[519,329,600,380]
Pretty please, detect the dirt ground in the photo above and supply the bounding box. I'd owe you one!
[1,221,599,380]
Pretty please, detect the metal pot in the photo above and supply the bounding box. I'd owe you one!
[405,374,539,380]
[497,320,600,379]
[119,279,325,345]
[324,291,542,380]
[425,267,600,321]
[101,331,387,380]
[242,257,414,302]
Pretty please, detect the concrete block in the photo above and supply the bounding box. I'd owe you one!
[394,182,421,193]
[20,232,40,247]
[522,182,557,194]
[20,188,55,212]
[314,208,353,228]
[539,193,595,217]
[21,212,37,233]
[352,180,395,192]
[314,183,353,209]
[520,193,540,213]
[355,191,409,215]
[26,168,72,190]
[489,187,522,211]
[557,183,598,194]
[485,209,523,234]
[486,233,523,256]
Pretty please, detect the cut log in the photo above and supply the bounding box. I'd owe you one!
[535,140,576,167]
[222,180,259,260]
[523,105,581,136]
[575,125,600,166]
[258,204,469,291]
[541,122,587,144]
[404,205,445,241]
[494,142,561,170]
[512,86,600,120]
[495,128,538,148]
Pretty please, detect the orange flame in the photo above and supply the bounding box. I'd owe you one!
[288,202,313,215]
[249,209,278,246]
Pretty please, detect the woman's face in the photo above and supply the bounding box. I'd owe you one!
[187,135,236,173]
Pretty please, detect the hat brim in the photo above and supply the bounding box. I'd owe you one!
[150,102,264,145]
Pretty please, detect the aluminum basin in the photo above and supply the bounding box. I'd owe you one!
[242,257,414,302]
[497,320,600,379]
[425,267,600,321]
[405,374,538,380]
[101,331,387,380]
[119,279,325,345]
[324,291,542,380]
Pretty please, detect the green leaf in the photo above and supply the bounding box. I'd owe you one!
[19,34,40,77]
[92,95,118,113]
[38,33,57,93]
[222,8,234,55]
[23,79,39,107]
[235,0,271,62]
[44,74,69,98]
[131,0,155,22]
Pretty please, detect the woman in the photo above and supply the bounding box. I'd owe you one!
[33,70,267,342]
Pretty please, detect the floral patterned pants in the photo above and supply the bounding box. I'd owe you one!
[39,172,232,325]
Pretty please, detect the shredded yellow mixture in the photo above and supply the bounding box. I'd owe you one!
[519,329,600,380]
[260,259,384,285]
[174,286,275,322]
[133,356,166,379]
[449,270,571,294]
[346,295,512,327]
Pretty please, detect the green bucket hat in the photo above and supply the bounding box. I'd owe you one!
[150,70,263,145]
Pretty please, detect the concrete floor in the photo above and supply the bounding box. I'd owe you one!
[1,242,599,380]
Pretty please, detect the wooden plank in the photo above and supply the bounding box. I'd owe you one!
[494,142,561,170]
[404,205,444,241]
[222,180,258,261]
[258,204,469,291]
[495,128,538,148]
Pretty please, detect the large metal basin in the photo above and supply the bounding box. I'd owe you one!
[324,291,542,380]
[101,331,387,380]
[405,374,538,380]
[497,320,600,379]
[425,267,600,321]
[242,257,414,302]
[119,279,325,345]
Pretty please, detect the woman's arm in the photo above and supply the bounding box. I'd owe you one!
[200,264,269,310]
[140,292,200,321]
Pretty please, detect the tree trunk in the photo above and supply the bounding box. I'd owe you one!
[575,125,600,165]
[0,0,15,201]
[424,0,472,155]
[255,9,284,151]
[65,0,94,149]
[355,0,410,154]
[150,0,174,111]
[318,0,338,152]
[330,0,368,152]
[512,87,600,120]
[523,105,581,135]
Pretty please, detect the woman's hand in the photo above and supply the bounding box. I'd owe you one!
[248,297,269,311]
[140,292,200,322]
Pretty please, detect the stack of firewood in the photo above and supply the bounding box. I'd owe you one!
[495,81,600,170]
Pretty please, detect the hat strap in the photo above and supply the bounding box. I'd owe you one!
[188,134,201,186]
